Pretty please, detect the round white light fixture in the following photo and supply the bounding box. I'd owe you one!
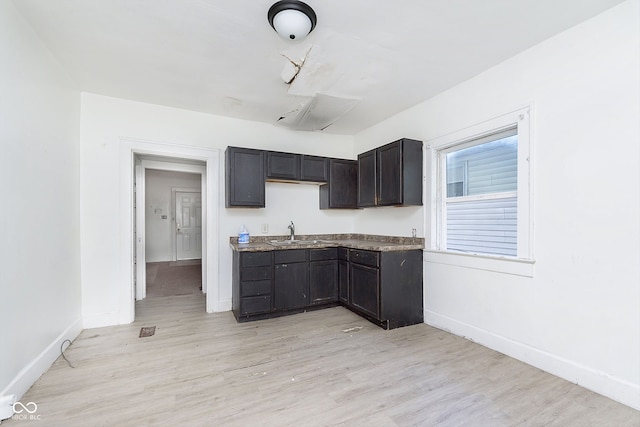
[267,1,317,41]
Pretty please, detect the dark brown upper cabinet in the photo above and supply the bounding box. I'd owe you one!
[266,151,300,181]
[265,152,328,183]
[319,159,358,209]
[300,155,328,182]
[357,138,423,207]
[357,149,376,207]
[225,146,265,208]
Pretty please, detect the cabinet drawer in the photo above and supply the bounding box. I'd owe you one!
[241,296,271,315]
[241,266,272,281]
[349,249,380,268]
[338,247,349,260]
[274,249,307,264]
[241,251,272,267]
[309,248,337,261]
[241,280,271,297]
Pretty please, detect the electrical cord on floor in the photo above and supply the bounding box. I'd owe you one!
[60,339,75,368]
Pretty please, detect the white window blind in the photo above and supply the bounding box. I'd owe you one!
[446,195,517,256]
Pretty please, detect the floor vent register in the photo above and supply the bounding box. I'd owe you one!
[139,326,156,338]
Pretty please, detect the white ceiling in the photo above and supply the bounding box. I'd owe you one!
[13,0,624,134]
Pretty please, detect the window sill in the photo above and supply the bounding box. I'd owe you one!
[423,250,535,277]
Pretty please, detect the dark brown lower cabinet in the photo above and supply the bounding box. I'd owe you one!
[309,260,338,305]
[309,248,338,305]
[338,260,349,304]
[338,247,349,304]
[348,249,423,329]
[232,251,273,320]
[309,260,337,304]
[349,263,380,319]
[274,249,309,311]
[232,247,422,329]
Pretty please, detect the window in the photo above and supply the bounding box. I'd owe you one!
[432,108,532,265]
[444,128,518,256]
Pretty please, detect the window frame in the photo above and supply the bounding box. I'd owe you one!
[425,107,534,277]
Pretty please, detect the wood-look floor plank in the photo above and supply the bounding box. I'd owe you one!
[5,294,639,426]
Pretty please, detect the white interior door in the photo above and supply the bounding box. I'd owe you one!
[176,191,202,260]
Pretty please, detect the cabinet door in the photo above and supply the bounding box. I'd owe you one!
[274,262,309,310]
[310,260,338,305]
[301,155,328,182]
[225,147,265,207]
[350,263,380,319]
[320,159,358,209]
[338,259,349,304]
[357,149,376,207]
[266,151,300,180]
[377,140,403,206]
[400,139,424,206]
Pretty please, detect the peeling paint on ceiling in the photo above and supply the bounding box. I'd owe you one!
[11,0,627,134]
[276,93,360,131]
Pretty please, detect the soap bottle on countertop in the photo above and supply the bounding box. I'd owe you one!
[238,225,250,244]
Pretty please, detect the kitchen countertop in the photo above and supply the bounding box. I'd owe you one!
[229,233,424,252]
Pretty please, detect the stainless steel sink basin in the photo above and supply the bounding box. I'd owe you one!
[268,239,332,247]
[268,240,302,246]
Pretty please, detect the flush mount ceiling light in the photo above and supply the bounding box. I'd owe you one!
[268,1,317,41]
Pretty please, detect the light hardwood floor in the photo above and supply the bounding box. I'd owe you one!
[145,260,202,298]
[7,294,639,426]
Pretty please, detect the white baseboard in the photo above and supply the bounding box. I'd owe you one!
[0,318,82,406]
[82,311,121,329]
[425,310,640,411]
[213,298,232,313]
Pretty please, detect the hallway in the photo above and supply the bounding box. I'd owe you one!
[145,260,202,298]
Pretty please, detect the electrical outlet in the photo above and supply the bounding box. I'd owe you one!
[261,223,269,234]
[411,228,417,238]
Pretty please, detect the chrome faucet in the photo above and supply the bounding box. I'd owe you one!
[288,221,295,241]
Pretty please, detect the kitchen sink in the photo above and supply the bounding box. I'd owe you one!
[268,240,301,246]
[268,239,332,247]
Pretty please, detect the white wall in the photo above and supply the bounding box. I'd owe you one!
[355,0,640,410]
[0,0,82,404]
[145,169,201,262]
[80,93,355,326]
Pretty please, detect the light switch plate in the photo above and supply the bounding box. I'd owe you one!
[261,223,269,234]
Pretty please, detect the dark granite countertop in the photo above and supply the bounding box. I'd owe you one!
[229,234,424,252]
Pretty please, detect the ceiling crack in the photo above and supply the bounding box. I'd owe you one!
[280,46,312,85]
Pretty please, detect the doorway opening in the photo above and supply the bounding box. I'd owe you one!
[142,168,203,300]
[119,138,220,325]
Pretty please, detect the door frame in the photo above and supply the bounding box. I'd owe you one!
[137,161,206,300]
[120,137,220,324]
